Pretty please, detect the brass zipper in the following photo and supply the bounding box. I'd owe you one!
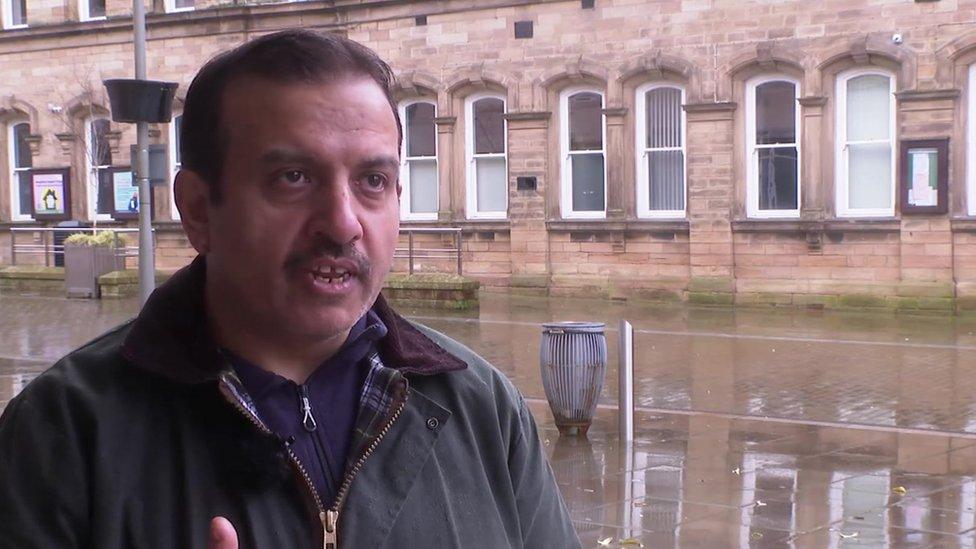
[325,387,408,549]
[218,373,409,549]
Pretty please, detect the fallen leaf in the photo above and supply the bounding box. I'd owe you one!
[597,537,613,546]
[839,532,859,539]
[893,486,907,495]
[732,467,741,475]
[619,538,643,547]
[632,501,645,507]
[755,500,767,507]
[852,515,865,521]
[583,488,595,493]
[750,532,763,540]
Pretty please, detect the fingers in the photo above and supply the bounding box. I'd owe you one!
[209,516,239,549]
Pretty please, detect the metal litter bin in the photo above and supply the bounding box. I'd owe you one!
[540,322,607,436]
[53,220,88,267]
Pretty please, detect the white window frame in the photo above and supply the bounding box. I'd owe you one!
[2,0,27,29]
[635,82,686,219]
[835,69,897,218]
[168,114,181,220]
[79,0,106,22]
[464,93,508,220]
[398,99,438,222]
[164,0,195,13]
[7,120,31,221]
[968,64,976,216]
[560,86,607,219]
[85,116,112,221]
[745,75,801,219]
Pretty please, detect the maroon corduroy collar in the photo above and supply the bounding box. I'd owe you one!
[120,255,467,384]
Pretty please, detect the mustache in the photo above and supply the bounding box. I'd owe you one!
[284,239,371,278]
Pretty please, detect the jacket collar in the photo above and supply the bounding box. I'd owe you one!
[120,255,467,384]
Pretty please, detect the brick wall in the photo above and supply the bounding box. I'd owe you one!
[3,0,976,310]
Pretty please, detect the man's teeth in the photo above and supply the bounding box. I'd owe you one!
[312,270,351,283]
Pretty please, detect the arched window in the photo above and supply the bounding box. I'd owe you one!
[635,83,685,218]
[398,100,438,220]
[560,88,606,218]
[746,76,800,218]
[465,94,507,219]
[169,114,182,220]
[7,120,32,220]
[835,70,896,217]
[164,0,194,12]
[85,117,113,220]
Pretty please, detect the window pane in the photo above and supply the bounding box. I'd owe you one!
[758,147,798,210]
[12,0,26,25]
[97,169,113,215]
[91,119,112,166]
[847,75,890,142]
[756,81,796,145]
[568,92,602,151]
[648,150,684,211]
[13,123,31,169]
[849,142,891,209]
[175,0,194,8]
[89,0,106,17]
[408,159,437,213]
[475,157,506,212]
[646,87,682,149]
[571,153,604,211]
[174,115,182,166]
[406,103,436,158]
[17,171,31,216]
[473,98,505,155]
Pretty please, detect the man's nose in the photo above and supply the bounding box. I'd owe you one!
[306,181,363,246]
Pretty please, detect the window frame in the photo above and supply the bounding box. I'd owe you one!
[968,64,976,216]
[635,82,687,219]
[164,0,195,13]
[835,68,897,218]
[84,116,113,221]
[79,0,106,22]
[559,86,607,219]
[7,120,32,221]
[464,92,508,220]
[745,75,802,219]
[2,0,27,29]
[398,99,439,222]
[168,114,182,220]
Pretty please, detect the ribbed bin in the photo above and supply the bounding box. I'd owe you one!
[540,322,607,436]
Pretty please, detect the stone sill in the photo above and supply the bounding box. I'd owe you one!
[951,219,976,233]
[546,219,690,235]
[731,219,901,234]
[400,219,512,234]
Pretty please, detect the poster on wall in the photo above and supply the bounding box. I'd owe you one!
[900,139,948,215]
[111,167,139,220]
[30,168,71,221]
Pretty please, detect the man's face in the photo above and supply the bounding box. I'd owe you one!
[191,75,401,345]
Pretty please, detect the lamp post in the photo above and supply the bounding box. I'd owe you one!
[104,1,177,306]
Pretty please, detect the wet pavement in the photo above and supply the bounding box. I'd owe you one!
[2,292,976,546]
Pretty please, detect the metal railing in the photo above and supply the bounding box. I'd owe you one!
[9,227,151,267]
[395,227,463,275]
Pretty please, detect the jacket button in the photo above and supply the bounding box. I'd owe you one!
[426,417,439,430]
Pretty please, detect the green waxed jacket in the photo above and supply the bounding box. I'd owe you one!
[0,257,580,549]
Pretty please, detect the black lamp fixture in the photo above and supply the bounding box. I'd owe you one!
[103,79,178,123]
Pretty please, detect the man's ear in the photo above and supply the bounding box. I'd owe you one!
[174,169,212,255]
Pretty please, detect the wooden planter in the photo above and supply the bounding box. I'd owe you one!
[64,245,122,298]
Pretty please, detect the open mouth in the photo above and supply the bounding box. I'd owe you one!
[310,267,353,284]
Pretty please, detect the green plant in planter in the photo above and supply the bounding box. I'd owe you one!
[64,231,127,247]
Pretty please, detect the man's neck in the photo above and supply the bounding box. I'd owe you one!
[204,291,350,385]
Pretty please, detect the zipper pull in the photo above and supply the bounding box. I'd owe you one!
[322,509,338,549]
[299,385,318,432]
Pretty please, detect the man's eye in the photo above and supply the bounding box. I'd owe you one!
[362,174,388,191]
[277,170,310,186]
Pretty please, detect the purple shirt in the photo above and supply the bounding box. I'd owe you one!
[226,309,388,507]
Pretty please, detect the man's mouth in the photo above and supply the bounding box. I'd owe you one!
[310,266,353,284]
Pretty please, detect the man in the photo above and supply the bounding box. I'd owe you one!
[0,30,580,548]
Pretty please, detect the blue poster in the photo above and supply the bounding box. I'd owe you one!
[113,171,139,214]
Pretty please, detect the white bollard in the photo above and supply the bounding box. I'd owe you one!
[618,319,634,443]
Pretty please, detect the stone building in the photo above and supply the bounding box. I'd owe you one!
[2,0,976,310]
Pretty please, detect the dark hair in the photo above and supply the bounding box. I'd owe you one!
[180,29,401,202]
